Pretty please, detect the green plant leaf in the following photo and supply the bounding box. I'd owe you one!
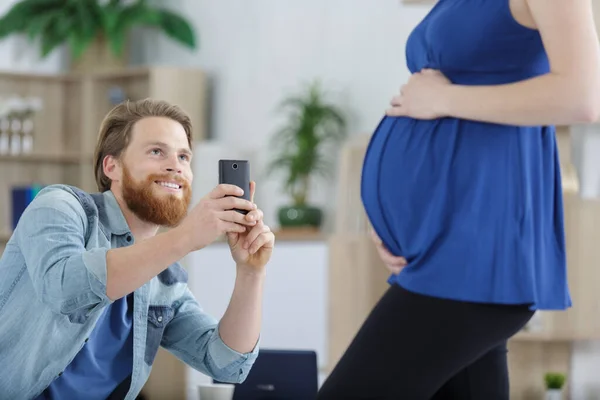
[0,0,64,38]
[42,2,80,57]
[74,0,99,39]
[25,9,61,42]
[40,19,65,57]
[68,29,96,60]
[64,0,101,59]
[107,2,161,56]
[101,2,121,37]
[157,8,196,49]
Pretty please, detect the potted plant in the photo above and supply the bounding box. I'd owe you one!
[268,79,347,230]
[0,0,196,72]
[544,372,566,400]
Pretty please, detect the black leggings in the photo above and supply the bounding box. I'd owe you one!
[317,284,534,400]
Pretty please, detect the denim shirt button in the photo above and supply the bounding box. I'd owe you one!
[58,372,63,377]
[126,235,132,243]
[157,316,163,322]
[85,338,89,343]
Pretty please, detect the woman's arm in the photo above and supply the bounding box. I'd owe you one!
[389,0,600,126]
[444,0,600,125]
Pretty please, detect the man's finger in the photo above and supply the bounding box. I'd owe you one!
[249,180,256,203]
[244,222,268,249]
[218,196,256,212]
[245,208,263,223]
[210,184,244,199]
[226,232,240,247]
[222,222,247,234]
[249,231,275,254]
[220,210,257,226]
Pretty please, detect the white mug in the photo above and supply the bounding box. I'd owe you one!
[198,383,235,400]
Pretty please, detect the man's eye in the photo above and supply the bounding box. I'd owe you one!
[179,154,189,161]
[151,149,161,155]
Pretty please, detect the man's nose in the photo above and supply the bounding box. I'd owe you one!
[166,167,182,174]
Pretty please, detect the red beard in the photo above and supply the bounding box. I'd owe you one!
[121,165,191,227]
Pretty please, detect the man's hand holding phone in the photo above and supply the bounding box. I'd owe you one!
[177,184,260,252]
[227,180,274,273]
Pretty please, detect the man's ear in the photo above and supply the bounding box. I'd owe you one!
[103,155,121,182]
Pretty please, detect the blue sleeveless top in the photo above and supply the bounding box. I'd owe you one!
[361,0,571,310]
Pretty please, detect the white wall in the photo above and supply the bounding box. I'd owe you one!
[573,125,600,199]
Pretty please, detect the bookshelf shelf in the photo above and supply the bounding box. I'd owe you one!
[0,66,207,243]
[274,228,326,241]
[0,153,84,164]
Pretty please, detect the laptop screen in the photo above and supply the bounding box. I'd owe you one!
[214,349,318,400]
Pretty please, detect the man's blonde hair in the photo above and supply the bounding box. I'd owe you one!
[93,98,193,192]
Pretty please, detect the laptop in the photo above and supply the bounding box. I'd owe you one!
[214,349,319,400]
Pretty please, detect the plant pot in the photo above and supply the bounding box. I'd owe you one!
[70,34,127,73]
[278,205,323,229]
[545,389,563,400]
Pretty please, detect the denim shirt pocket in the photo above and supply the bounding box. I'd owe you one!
[145,305,175,365]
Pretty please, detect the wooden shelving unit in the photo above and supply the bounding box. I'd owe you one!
[0,153,84,164]
[0,67,207,249]
[273,228,326,241]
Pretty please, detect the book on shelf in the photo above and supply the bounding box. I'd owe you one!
[10,184,44,231]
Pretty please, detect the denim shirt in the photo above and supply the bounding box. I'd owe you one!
[0,184,259,399]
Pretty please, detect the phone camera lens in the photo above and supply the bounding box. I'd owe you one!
[232,163,238,170]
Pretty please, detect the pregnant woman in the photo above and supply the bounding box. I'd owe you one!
[318,0,600,399]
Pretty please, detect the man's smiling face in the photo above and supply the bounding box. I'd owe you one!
[114,116,193,227]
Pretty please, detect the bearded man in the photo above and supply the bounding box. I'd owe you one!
[0,98,274,400]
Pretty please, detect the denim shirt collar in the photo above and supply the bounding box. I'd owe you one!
[102,190,131,236]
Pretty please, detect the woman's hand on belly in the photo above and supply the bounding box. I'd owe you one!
[386,69,451,120]
[369,228,407,275]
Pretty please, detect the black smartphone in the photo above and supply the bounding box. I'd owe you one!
[218,159,251,214]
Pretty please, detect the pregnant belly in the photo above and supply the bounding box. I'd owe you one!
[361,116,525,262]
